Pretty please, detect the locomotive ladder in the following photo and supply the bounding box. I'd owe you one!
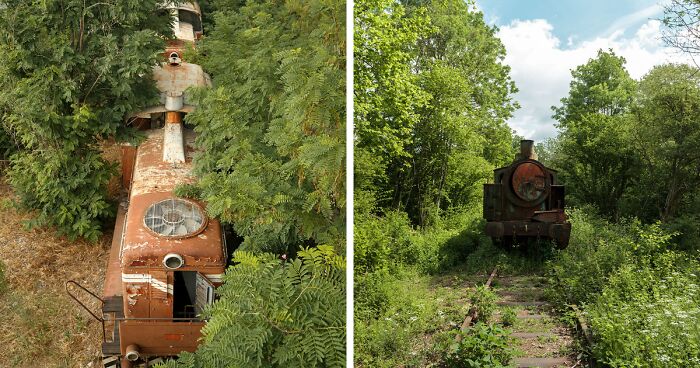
[66,281,122,366]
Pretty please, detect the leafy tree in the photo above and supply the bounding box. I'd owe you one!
[0,0,173,241]
[161,246,346,368]
[551,50,639,218]
[354,0,432,215]
[631,63,700,221]
[354,0,517,226]
[184,0,345,253]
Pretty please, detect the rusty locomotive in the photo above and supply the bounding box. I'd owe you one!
[66,3,233,367]
[483,140,571,248]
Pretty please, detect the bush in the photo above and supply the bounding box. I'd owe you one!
[546,207,700,367]
[162,246,346,368]
[587,253,700,367]
[470,285,497,323]
[545,208,674,307]
[354,211,414,273]
[501,307,517,327]
[439,323,512,368]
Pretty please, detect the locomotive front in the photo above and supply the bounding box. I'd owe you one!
[483,140,571,248]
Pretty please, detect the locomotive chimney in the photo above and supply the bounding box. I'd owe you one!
[519,139,538,161]
[163,111,186,164]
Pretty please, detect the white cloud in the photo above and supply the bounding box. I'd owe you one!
[497,18,691,140]
[601,4,663,37]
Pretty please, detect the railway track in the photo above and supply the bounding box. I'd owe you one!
[459,267,581,368]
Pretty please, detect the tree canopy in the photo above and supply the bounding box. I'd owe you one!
[0,0,173,241]
[183,0,346,254]
[354,0,517,226]
[551,50,639,218]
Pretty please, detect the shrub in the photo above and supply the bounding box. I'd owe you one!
[545,208,674,307]
[354,211,414,273]
[161,246,346,368]
[439,323,512,368]
[501,307,517,327]
[587,253,700,367]
[0,1,169,241]
[470,285,497,323]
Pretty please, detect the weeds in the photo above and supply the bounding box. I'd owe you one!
[438,323,512,368]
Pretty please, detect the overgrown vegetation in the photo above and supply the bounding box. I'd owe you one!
[356,1,700,367]
[354,0,526,365]
[440,324,512,368]
[546,209,700,367]
[0,0,173,241]
[540,14,700,365]
[163,246,345,368]
[184,0,345,255]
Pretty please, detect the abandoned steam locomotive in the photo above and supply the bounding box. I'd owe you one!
[67,2,231,367]
[483,140,571,248]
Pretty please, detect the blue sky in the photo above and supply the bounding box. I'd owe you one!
[474,0,689,140]
[478,0,662,43]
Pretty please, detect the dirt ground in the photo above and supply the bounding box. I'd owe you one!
[0,177,111,368]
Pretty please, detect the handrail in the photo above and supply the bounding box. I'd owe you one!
[65,280,106,342]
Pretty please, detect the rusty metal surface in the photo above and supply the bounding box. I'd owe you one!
[512,162,546,202]
[119,320,204,356]
[532,210,566,223]
[483,140,571,248]
[153,62,211,103]
[121,145,137,191]
[104,204,127,297]
[129,129,195,198]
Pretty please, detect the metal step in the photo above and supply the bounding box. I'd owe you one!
[103,296,124,318]
[102,342,120,356]
[102,355,120,368]
[102,324,121,355]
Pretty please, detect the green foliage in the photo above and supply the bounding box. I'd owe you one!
[439,323,512,368]
[551,49,638,218]
[470,285,496,323]
[355,0,517,226]
[546,208,675,307]
[628,64,700,222]
[354,206,485,275]
[586,253,700,367]
[354,268,468,367]
[546,208,700,367]
[501,307,517,327]
[161,246,346,368]
[0,0,171,241]
[0,125,17,160]
[186,0,345,253]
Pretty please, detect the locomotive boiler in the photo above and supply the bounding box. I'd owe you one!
[483,140,571,248]
[66,2,232,367]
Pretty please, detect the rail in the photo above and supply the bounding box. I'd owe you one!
[456,267,498,342]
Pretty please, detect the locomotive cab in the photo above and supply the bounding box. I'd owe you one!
[483,140,571,248]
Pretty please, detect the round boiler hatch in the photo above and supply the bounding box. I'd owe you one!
[144,198,207,238]
[511,162,546,202]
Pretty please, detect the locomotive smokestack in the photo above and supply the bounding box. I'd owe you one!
[519,139,538,161]
[163,111,186,164]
